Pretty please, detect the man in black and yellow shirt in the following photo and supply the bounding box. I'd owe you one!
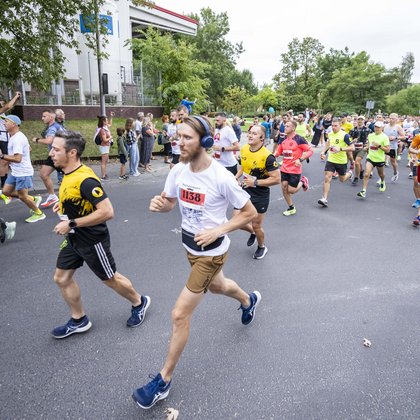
[235,124,280,259]
[49,130,150,339]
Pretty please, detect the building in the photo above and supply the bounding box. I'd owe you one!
[22,1,197,109]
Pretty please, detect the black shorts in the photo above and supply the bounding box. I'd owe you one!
[41,156,63,173]
[225,164,238,176]
[119,154,127,164]
[0,141,7,154]
[413,166,418,176]
[366,158,385,168]
[163,143,171,156]
[251,198,269,214]
[386,149,397,159]
[56,236,116,281]
[172,154,180,165]
[281,171,301,188]
[324,161,348,176]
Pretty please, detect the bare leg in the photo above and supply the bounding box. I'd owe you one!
[53,268,85,319]
[322,171,333,200]
[252,213,266,247]
[40,165,55,195]
[160,287,204,382]
[103,272,141,306]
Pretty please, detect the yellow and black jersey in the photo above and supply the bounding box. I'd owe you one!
[59,164,109,244]
[238,144,278,200]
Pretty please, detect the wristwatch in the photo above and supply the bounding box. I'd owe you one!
[68,219,77,229]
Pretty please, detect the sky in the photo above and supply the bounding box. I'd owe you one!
[156,0,420,87]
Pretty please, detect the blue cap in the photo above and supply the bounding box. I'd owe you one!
[1,114,21,126]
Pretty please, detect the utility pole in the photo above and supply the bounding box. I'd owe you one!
[94,0,106,116]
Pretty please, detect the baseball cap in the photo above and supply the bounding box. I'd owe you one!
[357,115,365,120]
[1,114,21,125]
[374,121,384,128]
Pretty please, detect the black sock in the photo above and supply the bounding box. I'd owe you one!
[132,302,142,310]
[288,205,294,210]
[72,315,86,324]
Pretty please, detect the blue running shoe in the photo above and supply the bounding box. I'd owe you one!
[51,316,92,339]
[239,291,262,325]
[127,295,151,328]
[412,199,420,209]
[132,373,172,409]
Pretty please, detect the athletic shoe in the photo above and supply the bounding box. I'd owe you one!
[352,177,359,186]
[247,233,256,247]
[100,175,110,182]
[253,246,268,260]
[40,195,59,208]
[318,197,328,207]
[119,175,127,180]
[239,291,262,325]
[0,218,6,243]
[357,189,366,198]
[51,316,92,339]
[25,212,46,223]
[132,172,141,177]
[132,373,172,409]
[301,175,309,191]
[391,172,399,182]
[397,155,401,161]
[376,179,381,186]
[379,182,386,192]
[385,161,389,167]
[5,221,16,241]
[1,193,12,205]
[332,172,339,179]
[413,216,420,226]
[283,207,297,216]
[411,199,420,209]
[34,195,42,208]
[347,170,354,181]
[127,295,151,328]
[408,172,413,179]
[123,174,129,180]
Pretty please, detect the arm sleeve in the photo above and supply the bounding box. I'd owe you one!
[80,178,109,206]
[344,134,352,146]
[265,154,279,172]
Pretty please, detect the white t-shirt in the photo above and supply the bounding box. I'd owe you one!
[168,122,180,155]
[8,131,34,177]
[213,125,239,167]
[134,119,143,133]
[164,160,250,256]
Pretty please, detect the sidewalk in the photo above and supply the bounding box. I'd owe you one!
[31,156,171,195]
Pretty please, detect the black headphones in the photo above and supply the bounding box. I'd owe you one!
[192,115,214,149]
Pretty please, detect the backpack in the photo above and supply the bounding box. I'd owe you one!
[94,129,102,145]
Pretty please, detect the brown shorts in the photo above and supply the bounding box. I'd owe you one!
[186,251,227,293]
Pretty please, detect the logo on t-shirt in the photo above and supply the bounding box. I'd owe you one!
[92,187,104,198]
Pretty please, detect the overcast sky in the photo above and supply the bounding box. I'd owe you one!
[157,0,420,87]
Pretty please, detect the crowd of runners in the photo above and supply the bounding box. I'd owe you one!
[0,95,419,410]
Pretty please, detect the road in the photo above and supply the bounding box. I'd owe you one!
[1,148,419,419]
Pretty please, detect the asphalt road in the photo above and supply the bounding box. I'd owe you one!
[1,148,419,419]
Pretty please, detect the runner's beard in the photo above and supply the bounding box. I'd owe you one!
[180,145,202,163]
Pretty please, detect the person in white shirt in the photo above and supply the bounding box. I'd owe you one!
[132,115,261,410]
[212,112,240,175]
[0,115,45,223]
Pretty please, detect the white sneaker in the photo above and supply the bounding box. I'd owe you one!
[5,221,16,240]
[376,179,381,186]
[318,197,328,207]
[391,172,399,182]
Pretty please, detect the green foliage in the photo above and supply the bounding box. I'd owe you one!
[184,8,244,109]
[129,27,209,113]
[222,86,250,115]
[386,84,420,115]
[0,1,151,90]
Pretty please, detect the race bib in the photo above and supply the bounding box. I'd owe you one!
[283,150,293,159]
[370,145,379,150]
[179,185,206,211]
[355,142,363,149]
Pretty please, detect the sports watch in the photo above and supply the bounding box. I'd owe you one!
[68,219,77,229]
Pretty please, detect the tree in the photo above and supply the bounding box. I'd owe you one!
[389,52,415,93]
[386,84,420,115]
[323,52,391,114]
[183,8,244,109]
[0,1,150,91]
[229,69,258,95]
[130,28,209,113]
[222,86,250,115]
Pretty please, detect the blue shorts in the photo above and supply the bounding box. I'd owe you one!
[5,174,33,191]
[119,154,127,164]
